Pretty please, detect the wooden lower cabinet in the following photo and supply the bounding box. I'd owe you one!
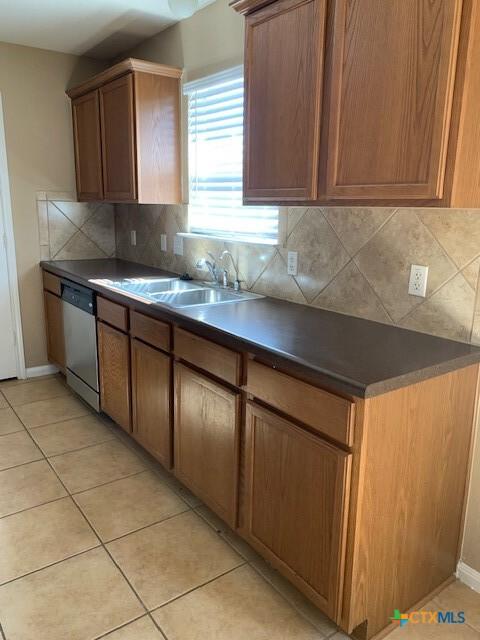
[174,363,240,527]
[43,291,65,371]
[242,402,351,621]
[97,320,131,432]
[131,338,172,468]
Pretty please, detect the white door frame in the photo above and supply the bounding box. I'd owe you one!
[0,92,26,379]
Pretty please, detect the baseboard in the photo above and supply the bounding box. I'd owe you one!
[457,561,480,593]
[26,364,59,378]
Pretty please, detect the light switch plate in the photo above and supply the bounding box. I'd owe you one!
[160,234,167,252]
[408,264,428,297]
[287,251,298,276]
[130,230,136,246]
[173,235,184,256]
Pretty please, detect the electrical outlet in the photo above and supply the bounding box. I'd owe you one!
[408,264,428,297]
[130,230,136,246]
[173,235,183,256]
[287,251,298,276]
[160,234,167,252]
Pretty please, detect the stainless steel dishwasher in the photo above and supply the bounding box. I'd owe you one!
[62,281,99,411]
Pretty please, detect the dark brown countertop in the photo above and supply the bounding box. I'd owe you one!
[41,258,480,398]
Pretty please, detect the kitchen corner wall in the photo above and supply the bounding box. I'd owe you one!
[115,204,480,346]
[0,41,106,368]
[37,194,115,261]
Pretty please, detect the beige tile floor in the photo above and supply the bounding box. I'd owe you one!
[0,375,479,640]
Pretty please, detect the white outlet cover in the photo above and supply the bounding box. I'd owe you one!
[408,264,428,297]
[130,230,136,246]
[160,234,167,252]
[173,235,184,256]
[287,251,298,276]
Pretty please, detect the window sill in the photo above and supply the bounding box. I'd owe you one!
[176,232,280,247]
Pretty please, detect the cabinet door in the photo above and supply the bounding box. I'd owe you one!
[131,339,171,467]
[44,291,65,371]
[100,74,137,201]
[97,321,131,431]
[71,90,103,201]
[244,0,327,201]
[174,363,240,527]
[243,402,351,620]
[325,0,462,200]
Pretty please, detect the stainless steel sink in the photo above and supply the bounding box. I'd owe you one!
[91,277,262,308]
[149,287,261,308]
[90,277,202,298]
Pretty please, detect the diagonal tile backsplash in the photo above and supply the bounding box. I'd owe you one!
[113,203,480,345]
[37,193,115,261]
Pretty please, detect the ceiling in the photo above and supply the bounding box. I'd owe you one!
[0,0,214,60]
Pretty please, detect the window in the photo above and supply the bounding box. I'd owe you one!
[184,67,279,244]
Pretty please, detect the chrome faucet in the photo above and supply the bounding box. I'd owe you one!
[220,250,241,291]
[196,252,220,285]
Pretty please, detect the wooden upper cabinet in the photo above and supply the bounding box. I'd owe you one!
[71,90,103,201]
[242,402,351,620]
[324,0,462,201]
[244,0,327,201]
[100,75,137,201]
[234,0,480,207]
[67,58,182,204]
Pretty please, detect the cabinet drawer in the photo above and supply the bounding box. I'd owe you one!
[43,271,62,296]
[97,296,128,332]
[246,360,354,446]
[130,311,170,352]
[174,327,241,386]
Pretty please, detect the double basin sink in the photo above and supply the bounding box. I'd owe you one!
[90,277,262,309]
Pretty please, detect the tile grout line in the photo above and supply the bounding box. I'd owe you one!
[92,613,150,640]
[418,211,480,275]
[0,544,103,589]
[21,420,155,629]
[20,410,92,430]
[3,399,153,609]
[3,390,72,411]
[71,500,190,546]
[2,387,176,639]
[149,562,248,615]
[396,262,476,328]
[0,494,69,522]
[36,434,117,460]
[105,425,200,510]
[0,435,140,479]
[70,468,149,498]
[192,506,336,637]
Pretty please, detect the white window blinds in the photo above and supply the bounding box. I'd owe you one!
[184,67,278,243]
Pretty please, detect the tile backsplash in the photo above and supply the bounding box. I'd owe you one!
[115,204,480,344]
[37,193,115,261]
